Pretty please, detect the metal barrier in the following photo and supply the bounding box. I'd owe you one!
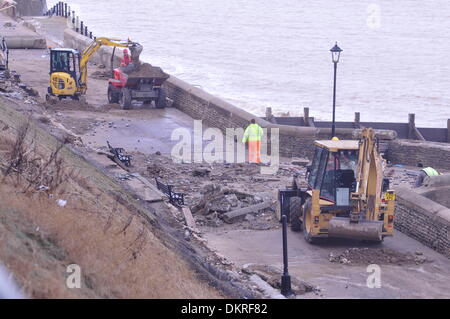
[44,2,94,39]
[155,178,185,207]
[0,37,9,70]
[107,141,132,167]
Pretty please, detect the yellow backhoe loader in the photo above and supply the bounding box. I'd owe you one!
[46,37,142,101]
[278,128,395,243]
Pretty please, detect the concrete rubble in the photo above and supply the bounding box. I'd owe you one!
[242,263,315,296]
[328,247,429,266]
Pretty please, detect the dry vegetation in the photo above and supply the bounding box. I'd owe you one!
[0,120,222,298]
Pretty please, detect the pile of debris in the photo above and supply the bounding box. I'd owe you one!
[191,183,274,227]
[0,70,38,104]
[328,247,429,266]
[127,63,169,80]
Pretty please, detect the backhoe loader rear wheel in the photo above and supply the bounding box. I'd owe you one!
[120,88,132,110]
[290,197,303,232]
[303,198,320,244]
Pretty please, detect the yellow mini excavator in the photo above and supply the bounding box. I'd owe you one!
[278,128,395,243]
[46,37,142,101]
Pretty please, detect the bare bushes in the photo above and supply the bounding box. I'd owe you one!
[0,120,75,193]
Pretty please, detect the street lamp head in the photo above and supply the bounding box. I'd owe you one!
[330,42,342,64]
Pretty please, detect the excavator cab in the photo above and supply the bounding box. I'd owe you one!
[307,141,359,206]
[278,128,396,244]
[48,48,82,99]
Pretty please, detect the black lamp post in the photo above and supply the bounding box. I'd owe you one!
[330,42,342,138]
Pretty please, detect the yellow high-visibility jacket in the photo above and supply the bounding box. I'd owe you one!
[242,123,263,143]
[422,167,440,177]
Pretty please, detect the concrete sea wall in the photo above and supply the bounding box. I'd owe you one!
[395,187,450,258]
[387,139,450,170]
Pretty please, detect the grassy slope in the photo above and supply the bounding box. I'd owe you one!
[0,98,223,298]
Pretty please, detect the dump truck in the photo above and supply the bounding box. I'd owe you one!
[278,128,395,243]
[107,60,169,109]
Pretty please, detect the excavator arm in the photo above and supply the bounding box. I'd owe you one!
[78,37,142,94]
[355,128,384,220]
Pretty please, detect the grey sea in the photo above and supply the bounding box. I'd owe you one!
[49,0,450,127]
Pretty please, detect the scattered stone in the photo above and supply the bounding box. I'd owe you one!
[56,199,67,207]
[192,168,210,177]
[244,214,256,222]
[248,220,272,230]
[19,83,39,96]
[146,164,162,176]
[183,229,191,241]
[328,248,431,266]
[38,116,50,124]
[291,157,310,166]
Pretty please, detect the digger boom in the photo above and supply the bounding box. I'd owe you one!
[78,37,141,94]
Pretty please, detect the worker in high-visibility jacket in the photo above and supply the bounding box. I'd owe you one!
[415,164,441,187]
[242,119,264,163]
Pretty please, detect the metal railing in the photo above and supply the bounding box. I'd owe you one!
[44,1,95,39]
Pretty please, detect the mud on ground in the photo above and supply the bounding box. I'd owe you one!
[328,247,430,266]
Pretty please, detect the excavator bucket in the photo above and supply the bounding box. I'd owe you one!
[129,43,143,64]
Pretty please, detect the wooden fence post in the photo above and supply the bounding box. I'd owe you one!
[354,112,360,128]
[408,113,425,141]
[304,107,314,127]
[447,119,450,143]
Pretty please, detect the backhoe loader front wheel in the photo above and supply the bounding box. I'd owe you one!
[120,88,132,110]
[303,198,320,244]
[290,197,303,232]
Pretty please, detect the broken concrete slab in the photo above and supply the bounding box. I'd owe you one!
[221,201,273,223]
[291,157,310,166]
[242,264,315,296]
[181,206,198,232]
[249,274,285,299]
[130,173,165,203]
